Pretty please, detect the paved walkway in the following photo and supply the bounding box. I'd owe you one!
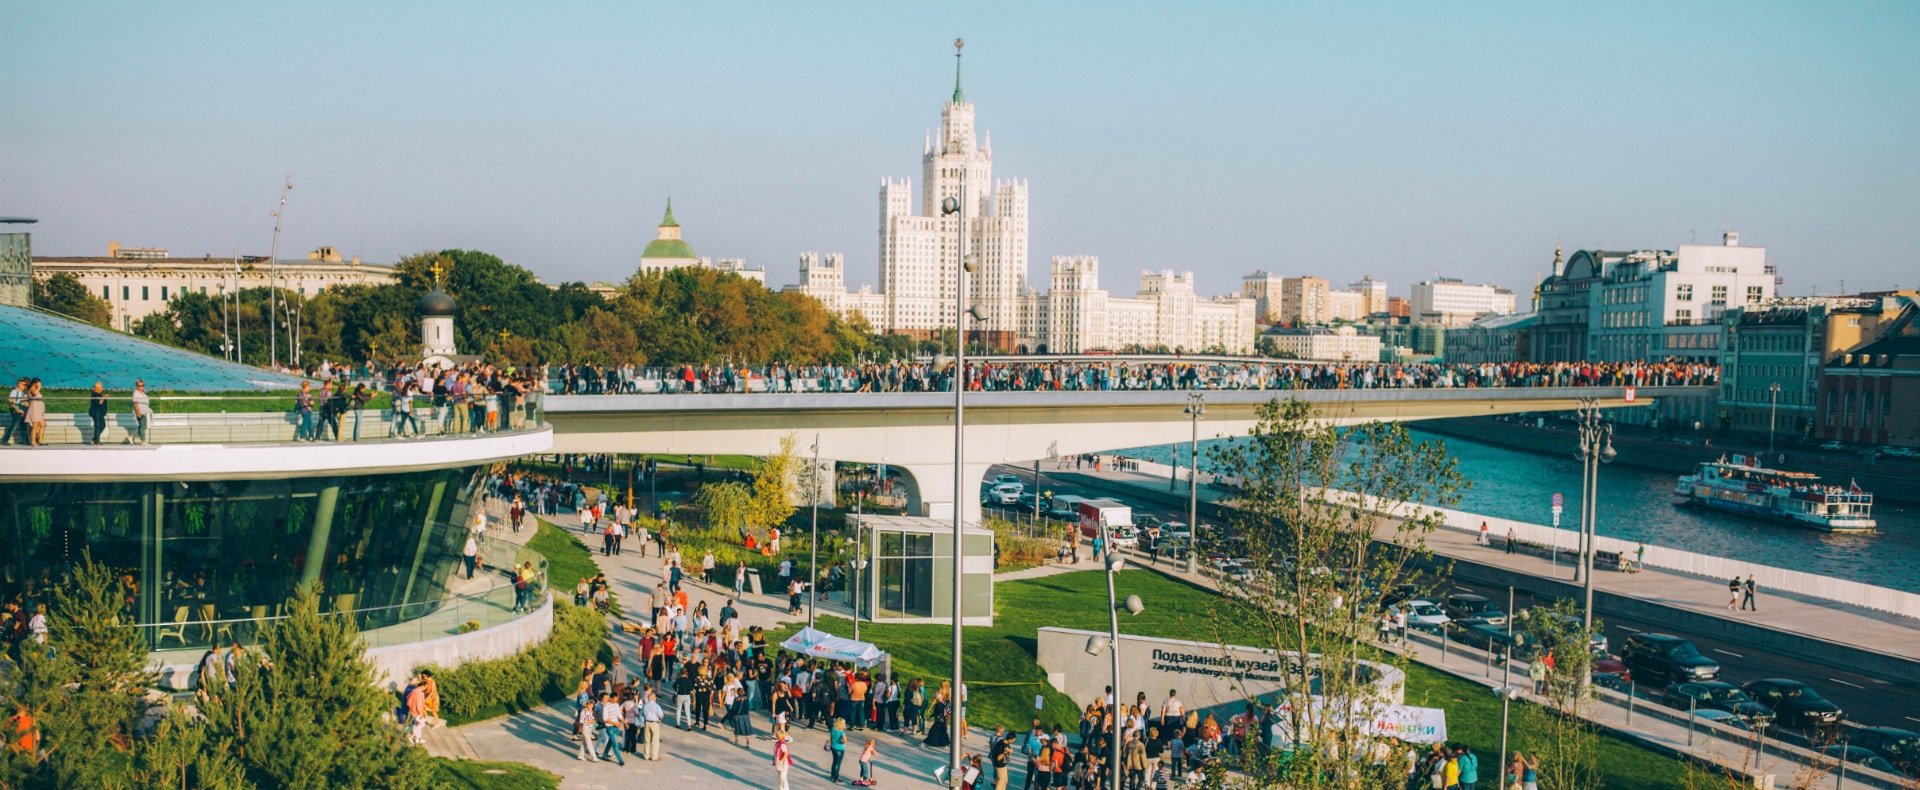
[429,497,1016,788]
[1064,465,1920,667]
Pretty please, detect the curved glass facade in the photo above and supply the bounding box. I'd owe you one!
[0,465,487,652]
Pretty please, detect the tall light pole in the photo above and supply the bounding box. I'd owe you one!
[1574,398,1616,636]
[943,37,971,786]
[1498,586,1518,769]
[809,434,821,629]
[266,176,291,369]
[853,490,864,642]
[1184,392,1205,574]
[1087,519,1144,790]
[1767,382,1782,455]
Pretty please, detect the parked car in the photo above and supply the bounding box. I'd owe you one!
[1446,618,1529,657]
[1163,522,1193,544]
[1442,593,1507,626]
[1391,600,1452,633]
[1516,609,1607,654]
[1821,745,1898,775]
[1848,727,1920,777]
[1820,441,1847,451]
[1621,634,1720,683]
[1592,657,1632,685]
[1743,679,1844,729]
[1661,682,1774,727]
[1692,708,1754,732]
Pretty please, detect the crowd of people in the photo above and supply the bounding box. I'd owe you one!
[546,358,1720,396]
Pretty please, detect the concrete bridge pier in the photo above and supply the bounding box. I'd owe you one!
[895,462,994,525]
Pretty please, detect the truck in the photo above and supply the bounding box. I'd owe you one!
[1077,499,1134,541]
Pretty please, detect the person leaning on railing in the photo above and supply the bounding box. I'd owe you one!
[294,381,316,441]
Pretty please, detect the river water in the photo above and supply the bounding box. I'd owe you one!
[1119,427,1920,592]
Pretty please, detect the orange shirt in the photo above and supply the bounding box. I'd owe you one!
[850,680,869,701]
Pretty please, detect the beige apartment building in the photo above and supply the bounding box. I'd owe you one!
[34,243,396,331]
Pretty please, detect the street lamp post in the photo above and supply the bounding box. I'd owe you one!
[1088,518,1144,790]
[1184,392,1205,575]
[809,434,821,629]
[1574,398,1616,636]
[940,44,972,784]
[1767,382,1782,455]
[853,490,864,642]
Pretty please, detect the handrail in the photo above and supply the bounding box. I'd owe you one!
[0,391,546,447]
[129,539,549,653]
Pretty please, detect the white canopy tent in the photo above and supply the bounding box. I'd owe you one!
[781,626,888,668]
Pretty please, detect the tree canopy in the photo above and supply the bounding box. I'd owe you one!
[129,249,896,368]
[31,272,113,327]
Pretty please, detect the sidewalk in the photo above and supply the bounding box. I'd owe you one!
[1062,465,1920,670]
[428,496,1009,788]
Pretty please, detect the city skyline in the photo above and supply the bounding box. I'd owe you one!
[5,2,1917,300]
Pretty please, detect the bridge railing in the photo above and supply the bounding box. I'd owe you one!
[0,391,545,447]
[547,361,1719,396]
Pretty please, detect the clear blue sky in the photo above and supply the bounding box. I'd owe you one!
[4,1,1915,299]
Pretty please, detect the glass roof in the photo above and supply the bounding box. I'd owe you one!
[0,305,304,391]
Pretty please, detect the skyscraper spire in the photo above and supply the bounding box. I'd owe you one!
[952,38,965,103]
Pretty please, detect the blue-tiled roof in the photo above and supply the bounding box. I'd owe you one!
[0,304,304,391]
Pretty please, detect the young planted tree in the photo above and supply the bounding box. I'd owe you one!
[1207,398,1464,790]
[199,589,429,790]
[1513,598,1603,790]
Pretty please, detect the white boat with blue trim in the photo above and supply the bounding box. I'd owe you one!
[1675,454,1876,532]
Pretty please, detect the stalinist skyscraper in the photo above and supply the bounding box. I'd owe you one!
[876,39,1029,347]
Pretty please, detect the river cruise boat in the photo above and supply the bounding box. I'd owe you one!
[1675,454,1876,532]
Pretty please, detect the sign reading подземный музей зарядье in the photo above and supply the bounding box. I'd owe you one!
[1035,627,1447,744]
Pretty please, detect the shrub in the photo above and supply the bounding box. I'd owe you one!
[425,598,610,725]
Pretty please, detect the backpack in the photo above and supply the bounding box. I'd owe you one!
[911,687,925,707]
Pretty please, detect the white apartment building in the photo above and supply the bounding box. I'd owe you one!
[1587,231,1773,364]
[34,244,396,331]
[798,49,1253,354]
[1262,325,1384,362]
[1241,271,1282,323]
[1410,277,1517,326]
[1015,258,1254,353]
[787,252,886,327]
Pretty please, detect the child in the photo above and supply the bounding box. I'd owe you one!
[855,737,878,786]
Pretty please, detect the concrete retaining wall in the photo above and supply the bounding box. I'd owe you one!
[155,596,555,692]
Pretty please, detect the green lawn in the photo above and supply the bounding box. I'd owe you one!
[41,388,392,413]
[528,519,601,593]
[779,569,1696,789]
[428,756,559,789]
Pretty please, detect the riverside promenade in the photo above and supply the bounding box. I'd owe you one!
[1057,462,1920,679]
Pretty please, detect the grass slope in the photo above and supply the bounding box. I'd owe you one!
[428,756,560,789]
[780,569,1693,788]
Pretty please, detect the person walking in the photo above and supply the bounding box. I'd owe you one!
[772,726,794,790]
[129,379,150,445]
[462,535,479,580]
[2,378,26,446]
[641,688,664,762]
[575,695,600,762]
[828,717,848,783]
[1726,576,1742,610]
[1741,574,1758,612]
[596,692,626,765]
[87,382,109,444]
[294,381,316,441]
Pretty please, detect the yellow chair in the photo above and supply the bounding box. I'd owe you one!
[154,606,190,647]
